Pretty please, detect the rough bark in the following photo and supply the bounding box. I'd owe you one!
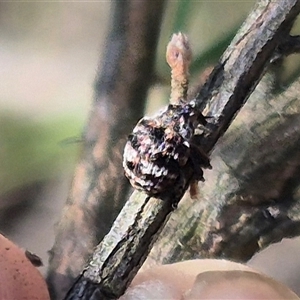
[146,73,300,265]
[47,0,166,299]
[63,0,300,299]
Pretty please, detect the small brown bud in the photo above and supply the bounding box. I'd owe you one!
[166,32,192,75]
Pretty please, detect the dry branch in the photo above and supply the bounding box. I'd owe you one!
[47,0,166,298]
[146,72,300,265]
[63,0,300,299]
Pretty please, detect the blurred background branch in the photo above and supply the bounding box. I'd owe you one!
[146,71,300,264]
[46,0,166,298]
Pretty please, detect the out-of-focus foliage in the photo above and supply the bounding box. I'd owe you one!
[0,113,82,196]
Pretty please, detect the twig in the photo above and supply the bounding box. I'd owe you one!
[47,0,166,298]
[64,0,300,299]
[146,73,300,265]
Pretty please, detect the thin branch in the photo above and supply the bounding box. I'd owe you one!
[146,74,300,265]
[47,0,166,299]
[64,0,300,299]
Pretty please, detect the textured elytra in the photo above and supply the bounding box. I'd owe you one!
[123,101,211,200]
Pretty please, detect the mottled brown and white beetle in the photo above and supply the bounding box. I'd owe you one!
[123,33,211,200]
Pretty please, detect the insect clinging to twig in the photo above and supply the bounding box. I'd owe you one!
[123,33,211,201]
